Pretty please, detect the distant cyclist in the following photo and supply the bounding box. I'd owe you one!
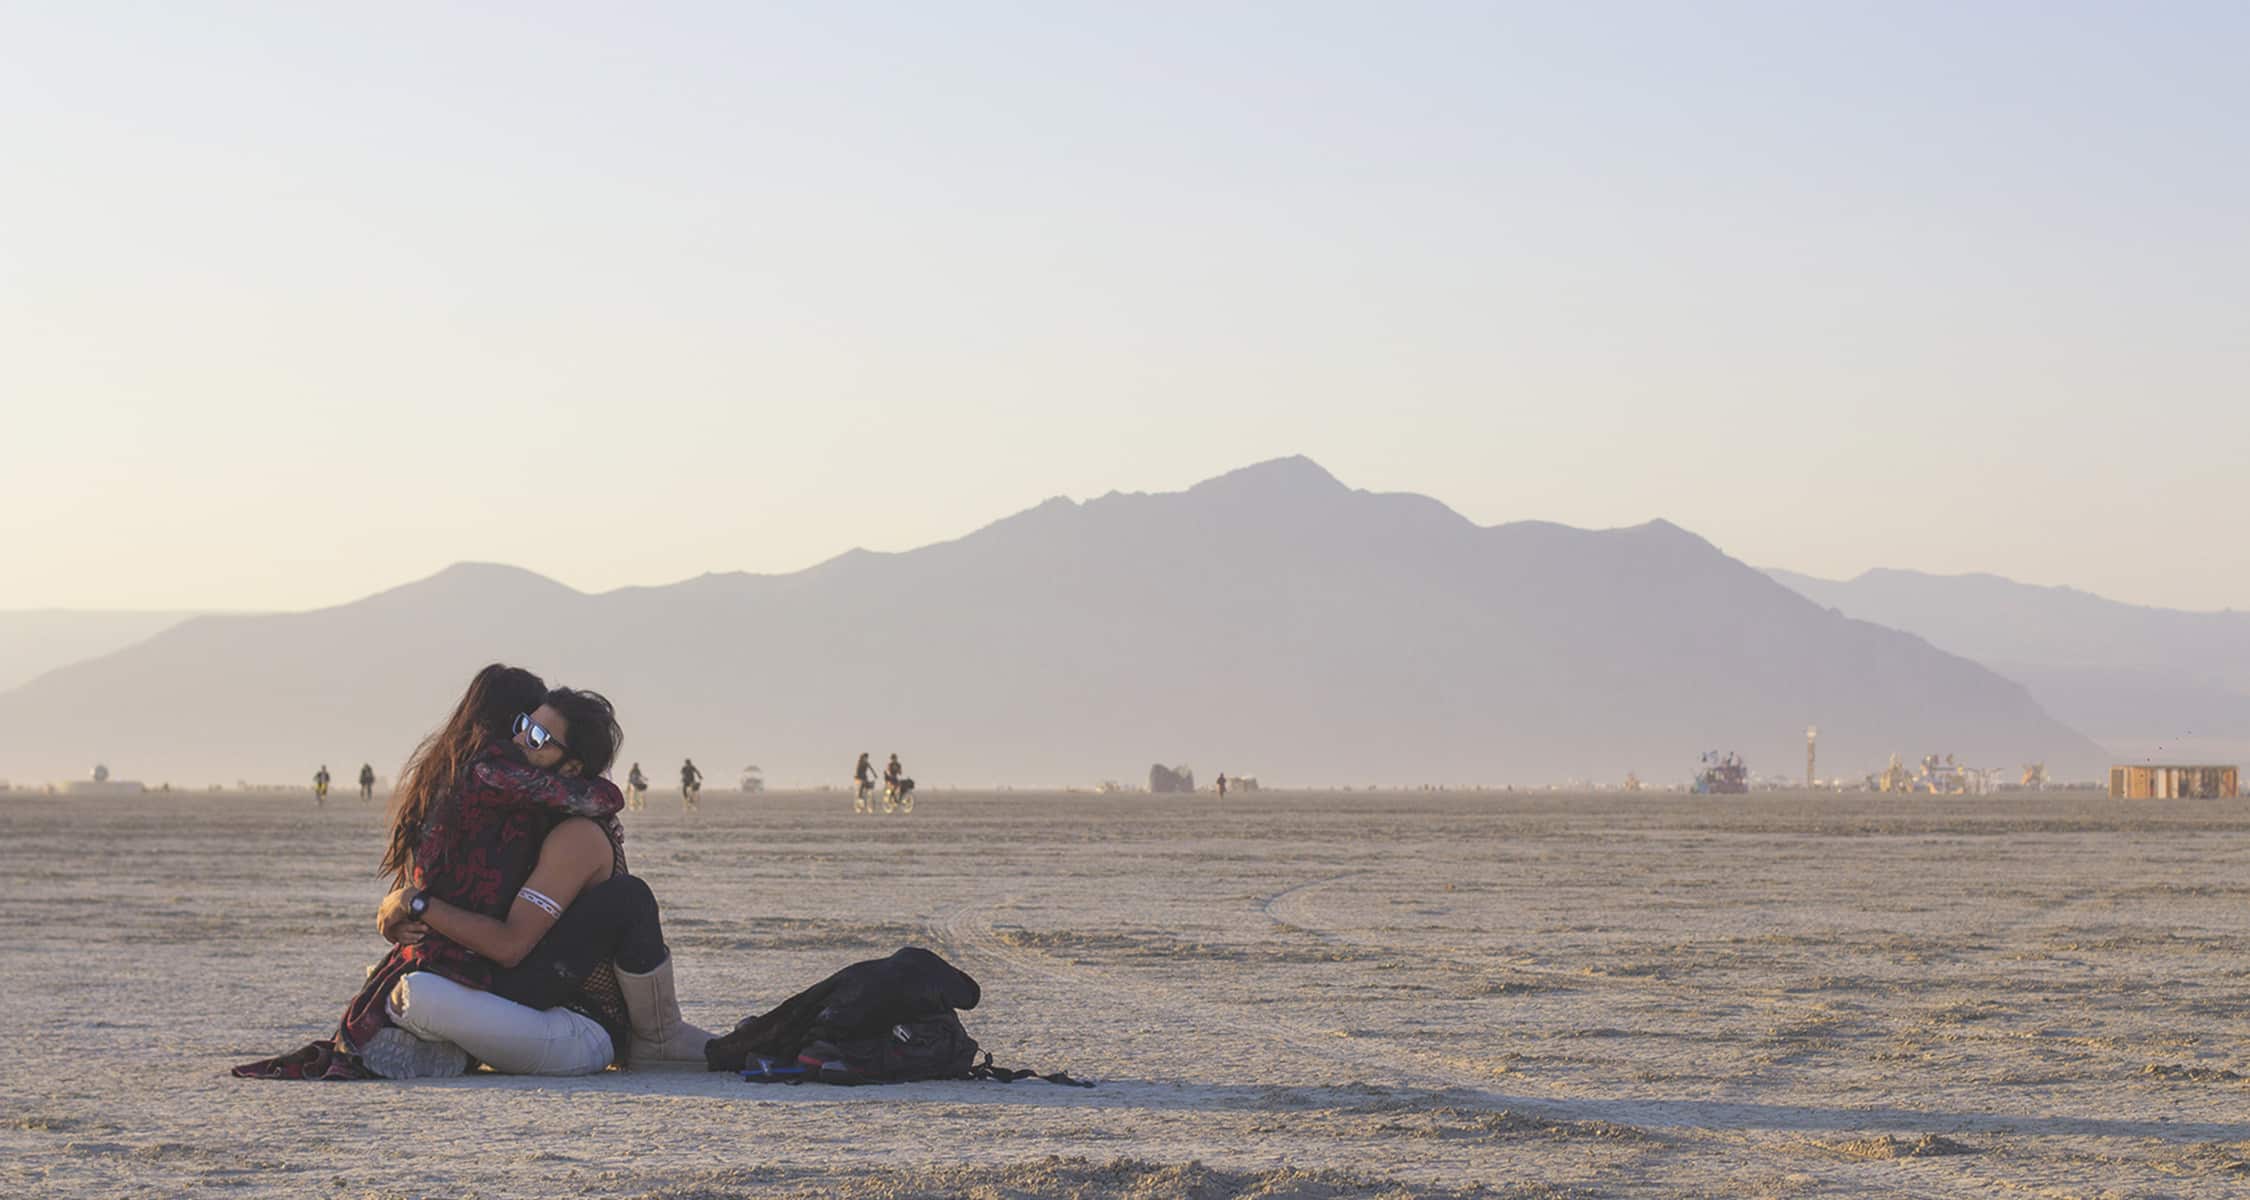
[853,752,875,813]
[357,763,375,802]
[627,761,649,811]
[313,764,331,807]
[680,757,703,813]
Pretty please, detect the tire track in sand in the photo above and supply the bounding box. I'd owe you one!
[931,887,1521,1097]
[1249,873,2217,1195]
[937,877,1720,1099]
[1259,870,1370,943]
[1258,869,1705,997]
[1260,872,2179,1076]
[924,888,1818,1162]
[929,887,2088,1199]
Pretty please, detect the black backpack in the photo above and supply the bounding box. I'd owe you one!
[708,946,1087,1086]
[791,1009,979,1084]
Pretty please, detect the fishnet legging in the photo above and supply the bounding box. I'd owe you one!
[565,825,634,1057]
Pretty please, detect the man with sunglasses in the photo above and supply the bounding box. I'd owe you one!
[367,691,710,1075]
[513,708,569,760]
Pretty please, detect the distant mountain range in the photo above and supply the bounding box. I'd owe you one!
[0,611,200,694]
[0,458,2107,788]
[1768,568,2250,767]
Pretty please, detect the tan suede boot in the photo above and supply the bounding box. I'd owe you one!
[615,953,715,1065]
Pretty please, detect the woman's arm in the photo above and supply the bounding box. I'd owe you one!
[414,818,615,968]
[464,744,625,819]
[378,888,426,944]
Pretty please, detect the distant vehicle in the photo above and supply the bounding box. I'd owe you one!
[1692,751,1749,795]
[740,765,765,793]
[1917,753,1969,794]
[1873,754,1914,793]
[1149,764,1195,794]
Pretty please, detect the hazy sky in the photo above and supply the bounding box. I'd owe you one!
[4,2,2244,613]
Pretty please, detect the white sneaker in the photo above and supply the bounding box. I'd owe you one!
[360,1026,469,1079]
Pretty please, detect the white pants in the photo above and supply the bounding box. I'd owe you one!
[386,972,614,1076]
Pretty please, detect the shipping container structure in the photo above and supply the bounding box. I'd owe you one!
[2109,765,2239,799]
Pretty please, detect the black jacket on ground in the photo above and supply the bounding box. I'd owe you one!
[705,946,981,1072]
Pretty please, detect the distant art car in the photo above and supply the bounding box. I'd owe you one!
[1692,751,1749,795]
[1148,764,1195,794]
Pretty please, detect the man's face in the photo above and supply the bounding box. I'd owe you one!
[514,703,575,773]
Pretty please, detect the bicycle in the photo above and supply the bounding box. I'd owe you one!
[882,777,915,814]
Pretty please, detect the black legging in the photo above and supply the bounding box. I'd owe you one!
[490,873,669,1012]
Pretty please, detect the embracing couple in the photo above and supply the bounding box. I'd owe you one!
[235,664,712,1081]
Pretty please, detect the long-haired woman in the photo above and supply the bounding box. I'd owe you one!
[368,687,711,1077]
[234,665,627,1080]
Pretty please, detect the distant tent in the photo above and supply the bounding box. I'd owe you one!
[1148,763,1196,794]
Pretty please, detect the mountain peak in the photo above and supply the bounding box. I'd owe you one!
[1188,455,1346,496]
[363,562,581,609]
[428,561,573,587]
[1623,517,1721,552]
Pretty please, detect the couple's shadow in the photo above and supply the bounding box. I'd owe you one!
[410,1070,2250,1143]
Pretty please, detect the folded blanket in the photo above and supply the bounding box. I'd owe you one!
[231,1039,374,1082]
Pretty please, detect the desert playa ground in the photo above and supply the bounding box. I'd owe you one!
[3,788,2247,1198]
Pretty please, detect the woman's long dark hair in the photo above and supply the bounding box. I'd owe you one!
[381,663,546,887]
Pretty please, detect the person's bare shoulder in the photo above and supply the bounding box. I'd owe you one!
[537,817,613,868]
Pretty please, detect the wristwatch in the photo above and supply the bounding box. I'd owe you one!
[407,890,431,920]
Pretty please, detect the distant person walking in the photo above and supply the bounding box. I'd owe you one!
[1216,772,1227,799]
[358,763,376,802]
[853,752,875,813]
[314,765,331,807]
[680,758,702,814]
[626,762,649,812]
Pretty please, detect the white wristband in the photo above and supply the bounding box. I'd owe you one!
[518,887,563,919]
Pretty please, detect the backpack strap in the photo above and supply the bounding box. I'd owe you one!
[967,1050,1094,1088]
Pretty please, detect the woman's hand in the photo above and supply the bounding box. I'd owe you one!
[377,887,428,945]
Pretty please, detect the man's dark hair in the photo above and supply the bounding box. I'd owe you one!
[545,687,623,778]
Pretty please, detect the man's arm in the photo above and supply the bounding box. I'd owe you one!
[400,819,613,968]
